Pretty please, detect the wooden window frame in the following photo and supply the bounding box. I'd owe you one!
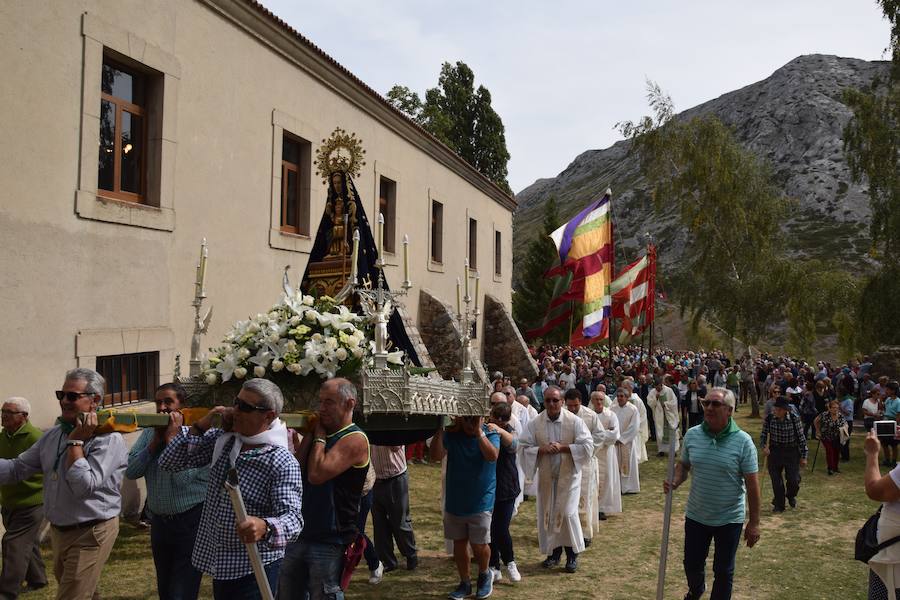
[494,230,502,276]
[468,218,478,270]
[96,351,159,407]
[280,133,311,236]
[431,200,444,264]
[379,176,397,254]
[98,58,147,204]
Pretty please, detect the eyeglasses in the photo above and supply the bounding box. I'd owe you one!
[0,410,25,416]
[700,400,727,409]
[55,391,93,402]
[233,398,270,413]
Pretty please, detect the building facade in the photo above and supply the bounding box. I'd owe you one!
[0,0,516,426]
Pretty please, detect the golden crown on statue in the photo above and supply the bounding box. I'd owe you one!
[315,127,366,182]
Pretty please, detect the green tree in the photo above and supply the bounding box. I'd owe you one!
[513,197,569,342]
[784,262,860,360]
[844,1,900,350]
[617,83,791,347]
[387,61,511,192]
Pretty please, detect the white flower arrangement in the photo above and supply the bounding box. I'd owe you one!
[204,291,393,385]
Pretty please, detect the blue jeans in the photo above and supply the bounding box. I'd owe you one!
[683,517,743,600]
[213,559,281,600]
[278,539,344,600]
[150,503,204,600]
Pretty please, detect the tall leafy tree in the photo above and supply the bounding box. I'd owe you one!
[387,61,511,192]
[618,83,791,346]
[844,0,900,349]
[513,197,569,342]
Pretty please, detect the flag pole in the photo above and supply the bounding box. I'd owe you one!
[646,234,656,370]
[607,188,615,368]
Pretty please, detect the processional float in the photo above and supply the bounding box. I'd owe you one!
[99,128,490,435]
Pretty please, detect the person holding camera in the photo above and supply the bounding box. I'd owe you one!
[884,382,900,468]
[863,428,900,599]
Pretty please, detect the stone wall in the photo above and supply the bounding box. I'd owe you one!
[481,294,539,382]
[417,289,487,383]
[872,346,900,380]
[396,305,438,374]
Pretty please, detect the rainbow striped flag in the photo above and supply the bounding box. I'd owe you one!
[547,190,613,345]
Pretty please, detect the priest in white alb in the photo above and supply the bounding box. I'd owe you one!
[564,389,601,546]
[590,391,622,519]
[519,386,593,573]
[647,377,680,456]
[622,379,649,463]
[611,387,641,494]
[515,394,539,498]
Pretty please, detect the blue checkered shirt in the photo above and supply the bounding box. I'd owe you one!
[159,428,303,580]
[125,427,208,516]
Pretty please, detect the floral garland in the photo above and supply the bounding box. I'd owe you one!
[204,291,402,386]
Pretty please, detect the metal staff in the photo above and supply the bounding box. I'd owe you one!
[656,424,679,600]
[224,468,275,600]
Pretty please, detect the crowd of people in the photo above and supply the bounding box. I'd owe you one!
[0,345,897,599]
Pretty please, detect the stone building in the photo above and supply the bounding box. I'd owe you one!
[0,0,532,426]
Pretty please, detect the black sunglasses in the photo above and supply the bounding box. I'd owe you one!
[233,398,270,413]
[55,391,93,402]
[700,400,727,409]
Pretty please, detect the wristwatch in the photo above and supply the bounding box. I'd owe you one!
[264,520,274,541]
[66,440,85,447]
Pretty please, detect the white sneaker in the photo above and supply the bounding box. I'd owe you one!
[506,561,522,582]
[491,567,503,583]
[369,562,384,584]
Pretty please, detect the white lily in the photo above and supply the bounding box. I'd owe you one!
[215,353,239,383]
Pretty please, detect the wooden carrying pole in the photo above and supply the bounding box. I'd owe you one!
[225,468,275,600]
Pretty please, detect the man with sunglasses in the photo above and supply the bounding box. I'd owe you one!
[159,378,301,599]
[0,368,128,600]
[664,388,760,600]
[0,397,47,598]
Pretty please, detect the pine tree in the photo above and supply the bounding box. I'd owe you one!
[387,62,511,192]
[513,197,569,342]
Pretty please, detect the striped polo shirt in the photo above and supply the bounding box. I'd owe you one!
[681,419,758,526]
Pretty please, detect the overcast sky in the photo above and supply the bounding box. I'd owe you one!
[263,1,891,194]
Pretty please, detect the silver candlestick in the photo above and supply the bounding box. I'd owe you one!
[189,238,213,377]
[351,227,412,369]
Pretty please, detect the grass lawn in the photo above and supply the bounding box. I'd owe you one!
[30,411,875,599]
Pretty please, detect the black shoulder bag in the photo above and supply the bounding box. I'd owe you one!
[855,506,900,563]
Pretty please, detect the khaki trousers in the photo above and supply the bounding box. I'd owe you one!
[49,517,118,600]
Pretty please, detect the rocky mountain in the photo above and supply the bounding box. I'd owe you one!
[513,55,890,281]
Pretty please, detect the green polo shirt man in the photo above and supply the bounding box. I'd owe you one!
[0,396,47,597]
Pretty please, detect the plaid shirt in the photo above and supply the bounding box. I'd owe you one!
[159,428,303,580]
[760,412,808,459]
[125,426,208,516]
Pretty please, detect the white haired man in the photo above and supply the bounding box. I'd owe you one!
[0,368,128,600]
[160,378,302,599]
[0,397,47,597]
[664,388,760,600]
